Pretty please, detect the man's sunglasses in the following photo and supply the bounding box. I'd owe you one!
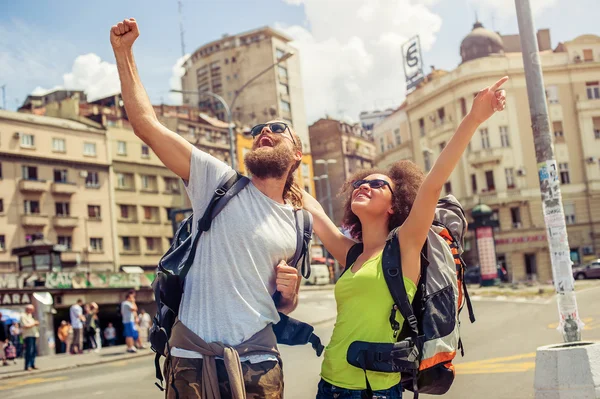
[250,122,295,145]
[352,179,393,194]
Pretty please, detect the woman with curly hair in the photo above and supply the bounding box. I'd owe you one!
[304,77,508,399]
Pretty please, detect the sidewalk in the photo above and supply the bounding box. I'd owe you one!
[0,345,153,380]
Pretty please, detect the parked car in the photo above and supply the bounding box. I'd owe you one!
[573,259,600,280]
[304,262,331,285]
[464,265,509,284]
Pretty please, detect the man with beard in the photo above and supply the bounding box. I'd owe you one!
[111,18,306,398]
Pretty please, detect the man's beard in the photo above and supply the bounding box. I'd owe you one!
[244,143,293,179]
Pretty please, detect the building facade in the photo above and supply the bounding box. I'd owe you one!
[376,24,600,282]
[359,108,395,133]
[372,104,414,169]
[309,119,375,225]
[180,27,311,154]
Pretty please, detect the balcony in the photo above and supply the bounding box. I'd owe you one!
[53,215,79,228]
[51,182,77,195]
[467,148,504,168]
[19,179,47,193]
[576,99,600,113]
[21,214,49,227]
[428,120,454,139]
[61,251,81,263]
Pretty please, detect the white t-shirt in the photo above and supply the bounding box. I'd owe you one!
[140,312,152,329]
[172,148,297,361]
[104,326,116,340]
[121,301,136,324]
[69,304,83,329]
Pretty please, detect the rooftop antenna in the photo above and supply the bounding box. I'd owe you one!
[0,85,5,110]
[178,0,186,57]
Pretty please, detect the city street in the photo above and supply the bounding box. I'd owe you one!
[2,286,600,398]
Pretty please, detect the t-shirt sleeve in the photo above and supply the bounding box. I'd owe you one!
[184,146,233,216]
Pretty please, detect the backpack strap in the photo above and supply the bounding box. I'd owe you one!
[179,170,249,282]
[342,243,364,277]
[290,209,313,279]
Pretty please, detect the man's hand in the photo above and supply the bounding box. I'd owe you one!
[276,260,299,300]
[110,18,139,51]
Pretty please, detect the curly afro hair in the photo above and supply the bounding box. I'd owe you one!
[340,160,425,241]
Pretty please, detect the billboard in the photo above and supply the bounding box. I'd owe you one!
[402,36,425,91]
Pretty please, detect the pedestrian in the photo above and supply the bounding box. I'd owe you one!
[303,77,508,398]
[57,320,70,354]
[9,322,22,358]
[103,322,117,347]
[3,339,17,365]
[121,290,139,353]
[0,312,7,366]
[70,299,85,354]
[20,304,40,371]
[138,309,151,347]
[66,322,73,355]
[112,18,307,398]
[90,303,102,352]
[84,304,100,352]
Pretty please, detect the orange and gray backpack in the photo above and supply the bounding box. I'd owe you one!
[344,195,475,399]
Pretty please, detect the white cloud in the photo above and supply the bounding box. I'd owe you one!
[469,0,559,18]
[168,54,191,104]
[32,53,121,102]
[278,0,442,123]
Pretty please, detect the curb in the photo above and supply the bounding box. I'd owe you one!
[0,350,154,381]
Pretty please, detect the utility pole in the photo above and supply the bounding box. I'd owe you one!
[178,0,186,57]
[1,85,6,110]
[515,0,581,342]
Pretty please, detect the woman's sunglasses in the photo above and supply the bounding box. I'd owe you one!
[352,179,393,194]
[250,122,296,145]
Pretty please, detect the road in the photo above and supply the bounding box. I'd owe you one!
[2,286,600,398]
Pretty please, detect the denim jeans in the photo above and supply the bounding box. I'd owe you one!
[24,337,36,370]
[316,379,402,399]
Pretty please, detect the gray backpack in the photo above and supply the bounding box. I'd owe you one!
[344,195,475,399]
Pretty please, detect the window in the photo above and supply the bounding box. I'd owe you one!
[379,137,385,153]
[485,170,495,191]
[280,100,291,113]
[90,238,103,252]
[546,85,559,104]
[439,141,446,153]
[0,163,2,179]
[553,121,564,140]
[491,210,500,232]
[116,173,134,189]
[276,48,286,60]
[564,203,576,225]
[499,126,510,147]
[120,205,129,219]
[583,49,594,62]
[83,142,97,156]
[143,206,155,220]
[278,65,288,80]
[559,163,570,184]
[117,173,126,188]
[510,207,522,227]
[24,200,40,214]
[437,108,445,124]
[117,141,127,155]
[0,235,5,251]
[394,129,401,145]
[301,163,310,178]
[85,172,99,188]
[165,207,173,221]
[145,237,161,252]
[58,236,72,250]
[471,174,477,194]
[52,138,66,152]
[423,151,431,172]
[505,168,515,189]
[0,199,3,213]
[460,98,467,117]
[55,202,70,216]
[22,166,38,180]
[164,177,180,193]
[480,128,490,149]
[88,205,101,219]
[141,175,154,190]
[419,118,425,137]
[593,117,600,139]
[122,237,132,251]
[278,82,289,96]
[444,181,452,194]
[141,144,150,158]
[20,133,34,147]
[54,169,68,183]
[586,82,600,100]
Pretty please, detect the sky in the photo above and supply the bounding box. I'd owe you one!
[1,0,599,124]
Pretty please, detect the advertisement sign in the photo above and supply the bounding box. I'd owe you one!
[402,36,425,91]
[476,227,499,281]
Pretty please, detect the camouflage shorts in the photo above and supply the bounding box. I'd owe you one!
[164,356,284,399]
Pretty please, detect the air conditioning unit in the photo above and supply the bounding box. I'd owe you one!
[79,171,88,178]
[13,132,20,139]
[516,168,526,176]
[586,156,597,164]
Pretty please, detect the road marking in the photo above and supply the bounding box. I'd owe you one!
[547,317,598,330]
[455,352,536,375]
[0,376,68,391]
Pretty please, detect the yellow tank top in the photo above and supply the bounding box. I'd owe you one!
[321,251,417,391]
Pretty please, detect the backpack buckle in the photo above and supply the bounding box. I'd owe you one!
[389,306,400,338]
[214,187,226,196]
[407,315,418,332]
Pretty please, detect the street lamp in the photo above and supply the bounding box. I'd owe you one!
[315,159,339,278]
[171,51,295,171]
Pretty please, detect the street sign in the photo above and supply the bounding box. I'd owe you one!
[402,36,425,91]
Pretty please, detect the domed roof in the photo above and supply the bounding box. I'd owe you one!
[460,21,505,63]
[471,203,493,218]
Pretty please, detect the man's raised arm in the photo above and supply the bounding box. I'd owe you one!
[111,18,193,181]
